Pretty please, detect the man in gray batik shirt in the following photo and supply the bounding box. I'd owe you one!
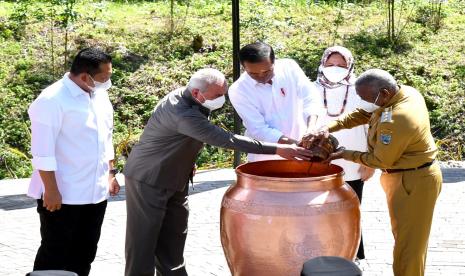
[123,68,313,276]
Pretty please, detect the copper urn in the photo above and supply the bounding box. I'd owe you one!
[220,160,360,276]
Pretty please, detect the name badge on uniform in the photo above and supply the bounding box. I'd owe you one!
[380,107,393,123]
[380,129,393,145]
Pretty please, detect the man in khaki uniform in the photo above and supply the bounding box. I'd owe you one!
[304,69,442,276]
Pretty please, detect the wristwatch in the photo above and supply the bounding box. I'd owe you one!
[109,168,119,176]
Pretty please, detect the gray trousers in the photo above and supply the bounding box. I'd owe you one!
[125,177,189,276]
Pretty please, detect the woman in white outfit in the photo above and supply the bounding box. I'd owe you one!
[314,46,375,260]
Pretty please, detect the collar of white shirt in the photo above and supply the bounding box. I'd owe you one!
[63,72,91,98]
[244,72,276,87]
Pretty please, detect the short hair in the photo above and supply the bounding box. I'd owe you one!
[239,41,275,64]
[355,69,398,94]
[187,68,225,93]
[70,48,112,76]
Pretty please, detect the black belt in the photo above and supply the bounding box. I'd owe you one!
[382,160,435,174]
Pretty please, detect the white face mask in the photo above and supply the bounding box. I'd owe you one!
[199,93,225,111]
[322,66,349,83]
[359,90,381,113]
[89,75,112,92]
[359,100,379,113]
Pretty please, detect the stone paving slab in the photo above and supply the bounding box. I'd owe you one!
[0,167,464,276]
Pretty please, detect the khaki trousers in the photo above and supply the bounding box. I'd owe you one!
[381,162,442,276]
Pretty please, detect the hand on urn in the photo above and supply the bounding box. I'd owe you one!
[275,144,314,161]
[299,126,330,149]
[322,146,346,163]
[299,128,340,162]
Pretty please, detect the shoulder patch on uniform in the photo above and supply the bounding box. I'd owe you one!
[380,107,393,123]
[380,129,393,145]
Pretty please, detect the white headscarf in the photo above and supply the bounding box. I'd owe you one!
[316,46,356,89]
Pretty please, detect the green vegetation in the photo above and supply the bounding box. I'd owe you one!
[0,0,464,179]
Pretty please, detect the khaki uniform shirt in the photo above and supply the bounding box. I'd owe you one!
[328,86,437,169]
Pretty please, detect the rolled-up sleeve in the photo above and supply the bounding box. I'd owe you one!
[229,88,283,143]
[28,97,62,171]
[105,115,115,161]
[106,143,115,161]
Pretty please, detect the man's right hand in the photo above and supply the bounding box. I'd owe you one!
[278,135,299,145]
[276,144,314,160]
[43,189,62,212]
[38,170,62,212]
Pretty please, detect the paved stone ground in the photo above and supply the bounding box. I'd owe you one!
[0,167,464,276]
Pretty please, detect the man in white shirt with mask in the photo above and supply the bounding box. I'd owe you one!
[28,48,119,276]
[314,45,375,261]
[229,41,323,162]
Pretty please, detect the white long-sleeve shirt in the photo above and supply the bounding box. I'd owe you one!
[229,59,323,162]
[28,73,114,204]
[315,82,368,181]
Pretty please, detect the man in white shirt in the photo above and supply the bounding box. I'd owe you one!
[229,42,323,162]
[28,48,120,276]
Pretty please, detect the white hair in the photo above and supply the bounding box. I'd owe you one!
[187,68,225,93]
[355,69,398,93]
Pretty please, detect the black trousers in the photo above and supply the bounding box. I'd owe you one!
[33,199,107,276]
[125,177,189,276]
[346,179,365,260]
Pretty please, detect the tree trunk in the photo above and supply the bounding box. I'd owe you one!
[50,6,55,78]
[391,0,395,41]
[170,0,175,33]
[64,29,68,71]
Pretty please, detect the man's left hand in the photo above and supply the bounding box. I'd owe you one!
[322,147,346,163]
[359,165,375,181]
[109,174,120,196]
[192,164,197,177]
